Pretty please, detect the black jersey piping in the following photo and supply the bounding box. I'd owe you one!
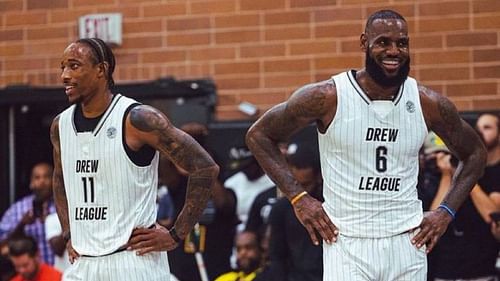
[70,105,78,136]
[121,103,156,167]
[93,94,122,136]
[393,82,404,106]
[347,70,405,105]
[347,70,370,105]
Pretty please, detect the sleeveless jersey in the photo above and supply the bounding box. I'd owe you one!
[319,70,427,238]
[59,94,159,255]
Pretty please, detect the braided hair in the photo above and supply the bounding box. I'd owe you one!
[76,38,116,89]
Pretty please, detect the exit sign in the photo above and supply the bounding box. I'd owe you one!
[79,13,122,46]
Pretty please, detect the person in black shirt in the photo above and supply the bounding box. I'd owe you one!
[265,143,323,281]
[429,113,500,280]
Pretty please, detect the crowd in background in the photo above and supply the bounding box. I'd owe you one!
[0,112,498,281]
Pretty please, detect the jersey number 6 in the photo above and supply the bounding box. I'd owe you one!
[376,146,388,172]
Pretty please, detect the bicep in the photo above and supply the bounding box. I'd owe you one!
[423,89,481,159]
[128,105,215,172]
[252,82,335,142]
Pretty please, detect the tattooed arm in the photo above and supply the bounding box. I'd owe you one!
[126,105,219,254]
[50,115,80,263]
[412,85,487,253]
[246,80,337,245]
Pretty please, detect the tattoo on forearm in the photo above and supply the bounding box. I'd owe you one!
[175,174,214,237]
[130,106,219,236]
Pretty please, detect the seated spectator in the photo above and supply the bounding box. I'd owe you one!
[215,231,264,281]
[0,162,56,265]
[0,239,15,281]
[8,235,61,281]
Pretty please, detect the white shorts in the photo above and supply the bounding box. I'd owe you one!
[63,250,170,281]
[324,231,427,281]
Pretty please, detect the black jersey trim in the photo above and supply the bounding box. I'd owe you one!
[122,103,156,167]
[393,82,404,105]
[348,70,405,105]
[70,105,78,136]
[93,94,122,136]
[347,70,370,105]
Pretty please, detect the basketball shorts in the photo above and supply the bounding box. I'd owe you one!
[63,250,170,281]
[323,231,427,281]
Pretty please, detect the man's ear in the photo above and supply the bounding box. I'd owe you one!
[98,62,109,79]
[360,33,368,52]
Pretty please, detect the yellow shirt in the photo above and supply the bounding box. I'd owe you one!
[214,270,259,281]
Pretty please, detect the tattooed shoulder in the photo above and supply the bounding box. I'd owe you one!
[129,105,171,133]
[287,79,336,119]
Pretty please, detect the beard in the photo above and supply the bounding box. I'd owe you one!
[237,258,261,274]
[485,137,499,151]
[365,48,410,88]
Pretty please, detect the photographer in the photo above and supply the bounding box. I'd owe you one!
[0,162,56,265]
[425,129,500,281]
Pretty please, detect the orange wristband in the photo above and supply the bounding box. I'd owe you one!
[290,191,308,205]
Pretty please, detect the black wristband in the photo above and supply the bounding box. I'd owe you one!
[168,227,181,243]
[62,232,71,243]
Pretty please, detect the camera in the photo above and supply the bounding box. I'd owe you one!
[490,212,500,223]
[32,198,44,218]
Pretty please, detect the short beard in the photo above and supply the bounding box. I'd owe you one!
[238,258,261,274]
[365,48,410,88]
[485,137,499,151]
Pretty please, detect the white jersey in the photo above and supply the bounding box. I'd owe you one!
[59,94,159,256]
[319,70,427,238]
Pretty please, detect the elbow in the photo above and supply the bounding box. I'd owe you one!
[210,163,220,179]
[203,159,220,181]
[473,143,488,178]
[245,124,261,151]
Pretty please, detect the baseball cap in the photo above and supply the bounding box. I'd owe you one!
[227,146,255,171]
[424,131,450,154]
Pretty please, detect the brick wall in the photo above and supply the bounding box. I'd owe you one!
[0,0,499,120]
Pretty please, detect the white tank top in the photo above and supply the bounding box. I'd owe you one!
[59,94,159,255]
[319,70,427,238]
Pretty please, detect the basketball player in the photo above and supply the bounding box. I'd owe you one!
[51,38,219,280]
[246,10,487,281]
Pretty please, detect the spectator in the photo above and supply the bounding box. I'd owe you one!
[0,162,55,265]
[0,239,15,281]
[491,219,500,242]
[266,144,323,281]
[215,231,264,281]
[224,146,275,232]
[428,124,500,280]
[8,235,61,281]
[157,155,176,229]
[168,123,239,281]
[43,213,70,273]
[245,187,277,239]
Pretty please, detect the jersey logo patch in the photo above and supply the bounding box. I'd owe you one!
[406,101,415,113]
[106,127,117,139]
